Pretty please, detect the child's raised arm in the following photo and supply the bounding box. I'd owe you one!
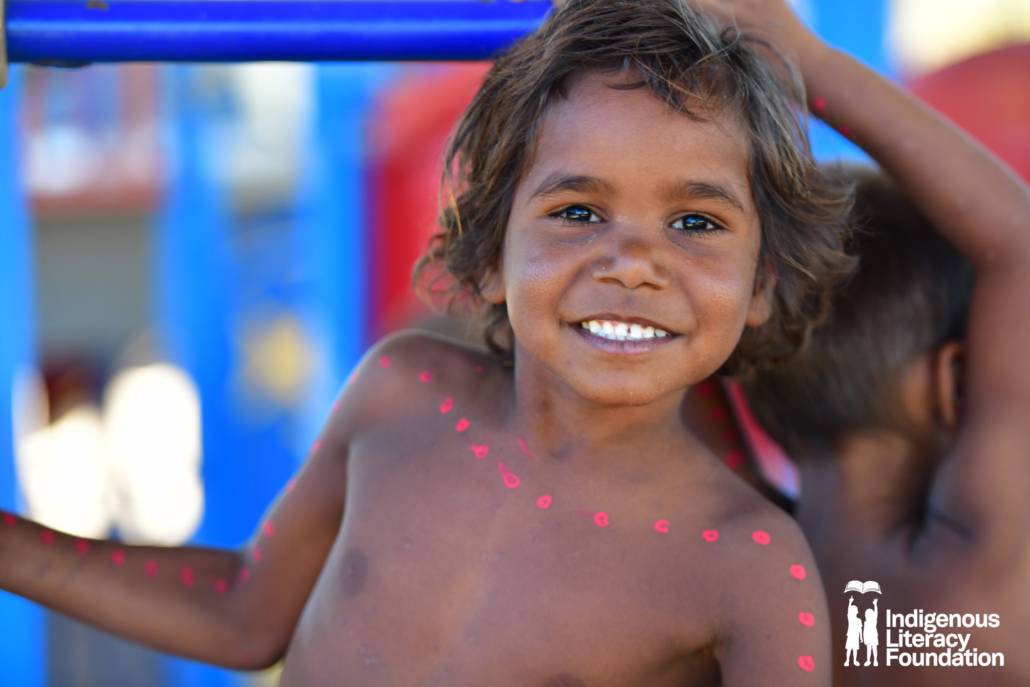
[0,338,400,669]
[697,0,1030,551]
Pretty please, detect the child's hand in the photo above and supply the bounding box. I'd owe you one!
[693,0,823,67]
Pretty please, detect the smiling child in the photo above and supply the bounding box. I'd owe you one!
[0,1,852,685]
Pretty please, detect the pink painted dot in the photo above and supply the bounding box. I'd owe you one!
[144,560,159,578]
[262,521,276,538]
[286,478,297,493]
[418,370,433,383]
[724,450,744,469]
[593,512,610,528]
[40,530,55,546]
[798,612,816,628]
[789,564,807,580]
[378,355,391,369]
[111,549,127,567]
[214,578,230,595]
[752,530,771,546]
[238,566,251,583]
[797,655,815,673]
[536,494,553,510]
[473,365,485,374]
[2,513,15,527]
[75,539,91,556]
[439,397,454,414]
[701,529,719,543]
[455,418,470,433]
[811,96,827,114]
[252,547,263,563]
[839,125,853,138]
[180,566,196,588]
[654,519,670,534]
[497,462,520,489]
[469,444,489,460]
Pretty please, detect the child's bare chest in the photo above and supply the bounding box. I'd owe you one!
[279,427,721,686]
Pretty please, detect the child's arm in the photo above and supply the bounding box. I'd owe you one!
[697,0,1030,553]
[716,513,831,685]
[0,336,403,669]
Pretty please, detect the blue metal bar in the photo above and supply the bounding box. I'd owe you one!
[6,1,553,63]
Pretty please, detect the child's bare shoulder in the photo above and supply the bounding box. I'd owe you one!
[329,330,499,438]
[679,475,830,678]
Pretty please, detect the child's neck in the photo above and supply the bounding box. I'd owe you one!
[505,356,693,467]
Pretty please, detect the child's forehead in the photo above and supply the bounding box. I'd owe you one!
[521,70,752,205]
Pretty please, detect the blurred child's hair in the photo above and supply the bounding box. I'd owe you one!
[414,0,855,372]
[743,165,975,453]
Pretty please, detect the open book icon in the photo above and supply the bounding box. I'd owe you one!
[844,580,882,595]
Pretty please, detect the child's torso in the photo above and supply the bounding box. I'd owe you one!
[276,411,728,687]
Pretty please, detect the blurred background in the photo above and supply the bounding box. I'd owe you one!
[0,0,1028,685]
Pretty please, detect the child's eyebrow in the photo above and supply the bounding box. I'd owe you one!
[529,171,746,213]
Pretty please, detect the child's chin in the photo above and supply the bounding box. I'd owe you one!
[570,377,682,408]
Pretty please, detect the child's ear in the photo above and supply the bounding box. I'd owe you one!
[931,340,965,433]
[745,263,776,327]
[479,263,507,305]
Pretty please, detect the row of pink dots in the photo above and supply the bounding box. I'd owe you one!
[1,508,278,596]
[379,355,819,674]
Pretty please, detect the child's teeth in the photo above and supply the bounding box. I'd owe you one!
[579,320,670,342]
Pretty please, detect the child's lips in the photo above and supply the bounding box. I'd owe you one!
[569,321,679,355]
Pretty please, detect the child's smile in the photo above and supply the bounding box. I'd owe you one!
[490,68,771,409]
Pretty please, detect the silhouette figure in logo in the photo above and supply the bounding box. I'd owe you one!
[844,596,862,667]
[863,598,879,666]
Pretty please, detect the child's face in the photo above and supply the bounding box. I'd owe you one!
[489,69,770,406]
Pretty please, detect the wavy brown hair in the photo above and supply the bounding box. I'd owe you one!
[414,0,856,374]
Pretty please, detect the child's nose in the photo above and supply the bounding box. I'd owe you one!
[592,232,671,290]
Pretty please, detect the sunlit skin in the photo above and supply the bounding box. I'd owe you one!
[0,69,828,686]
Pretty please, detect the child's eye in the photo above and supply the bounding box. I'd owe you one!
[551,205,602,225]
[672,213,723,234]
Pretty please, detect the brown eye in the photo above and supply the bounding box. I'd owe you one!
[673,213,722,234]
[552,205,602,224]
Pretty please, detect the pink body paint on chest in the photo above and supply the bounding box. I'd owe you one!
[797,655,815,672]
[497,461,520,489]
[751,530,771,546]
[798,612,816,627]
[789,564,807,581]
